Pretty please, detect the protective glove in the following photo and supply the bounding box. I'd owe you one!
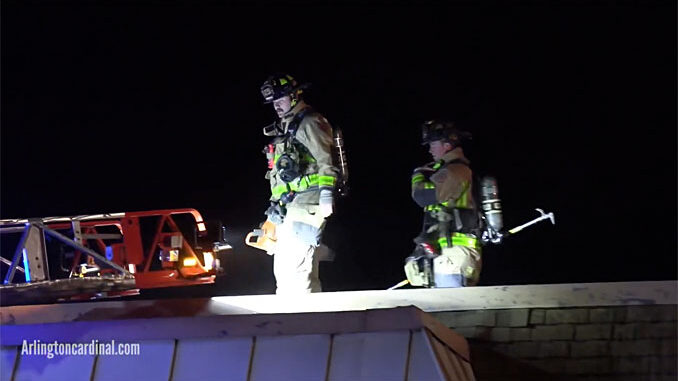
[412,164,436,184]
[319,189,334,218]
[264,202,285,225]
[413,163,436,175]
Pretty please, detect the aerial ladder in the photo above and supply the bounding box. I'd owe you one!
[0,208,232,305]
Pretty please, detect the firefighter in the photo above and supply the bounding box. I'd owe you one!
[259,73,339,294]
[406,120,482,288]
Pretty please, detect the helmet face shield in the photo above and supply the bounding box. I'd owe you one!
[261,83,276,103]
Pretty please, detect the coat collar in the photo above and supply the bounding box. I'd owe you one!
[441,147,468,164]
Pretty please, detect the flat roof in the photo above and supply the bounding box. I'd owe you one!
[2,280,675,326]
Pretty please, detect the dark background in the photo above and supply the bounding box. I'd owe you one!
[2,0,676,296]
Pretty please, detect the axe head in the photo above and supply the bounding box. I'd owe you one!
[535,208,556,225]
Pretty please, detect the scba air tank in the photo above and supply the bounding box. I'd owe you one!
[480,176,503,233]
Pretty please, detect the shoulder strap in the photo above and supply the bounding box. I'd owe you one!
[287,107,315,138]
[283,108,317,161]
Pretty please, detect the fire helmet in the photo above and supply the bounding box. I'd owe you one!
[260,73,309,104]
[420,120,472,146]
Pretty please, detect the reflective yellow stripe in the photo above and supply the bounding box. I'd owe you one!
[424,201,450,212]
[452,234,479,249]
[290,174,317,191]
[318,175,336,187]
[412,174,425,184]
[423,186,470,210]
[424,182,435,189]
[272,184,290,199]
[437,233,480,249]
[272,173,333,199]
[455,181,470,208]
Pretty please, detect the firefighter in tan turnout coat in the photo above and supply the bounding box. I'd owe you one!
[258,73,339,294]
[406,120,482,288]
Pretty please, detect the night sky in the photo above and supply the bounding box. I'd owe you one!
[2,0,676,297]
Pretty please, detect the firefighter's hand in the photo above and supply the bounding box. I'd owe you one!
[265,202,285,225]
[412,165,434,185]
[413,165,435,175]
[319,189,334,218]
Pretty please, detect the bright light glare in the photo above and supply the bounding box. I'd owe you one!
[183,258,198,267]
[203,252,214,270]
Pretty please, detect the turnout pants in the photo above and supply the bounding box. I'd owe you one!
[433,246,482,287]
[272,205,326,294]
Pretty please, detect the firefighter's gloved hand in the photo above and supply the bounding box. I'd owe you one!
[412,165,435,184]
[319,189,334,218]
[265,202,285,225]
[413,165,435,175]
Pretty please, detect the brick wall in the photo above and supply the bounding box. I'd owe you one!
[431,305,677,380]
